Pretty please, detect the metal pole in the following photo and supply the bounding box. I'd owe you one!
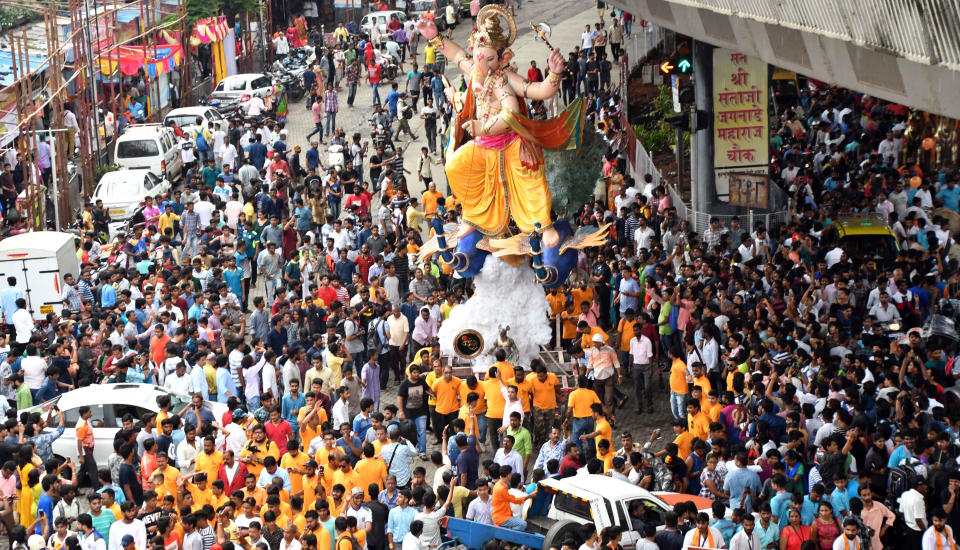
[50,137,60,230]
[84,0,103,162]
[692,39,714,214]
[675,125,683,195]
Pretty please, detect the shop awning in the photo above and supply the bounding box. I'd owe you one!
[0,50,49,87]
[192,16,228,44]
[97,43,183,77]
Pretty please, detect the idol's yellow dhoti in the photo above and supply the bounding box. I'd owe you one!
[446,132,551,235]
[444,79,584,236]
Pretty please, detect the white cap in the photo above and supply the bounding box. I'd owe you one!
[592,333,604,343]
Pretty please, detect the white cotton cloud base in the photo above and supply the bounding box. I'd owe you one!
[439,258,551,371]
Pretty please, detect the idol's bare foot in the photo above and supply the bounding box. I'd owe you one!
[543,226,559,248]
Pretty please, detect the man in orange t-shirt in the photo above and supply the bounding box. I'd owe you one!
[150,325,171,366]
[491,466,536,529]
[526,364,561,447]
[430,365,462,439]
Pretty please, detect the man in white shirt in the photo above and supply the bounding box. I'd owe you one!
[868,292,901,324]
[221,141,238,170]
[580,24,594,53]
[163,360,192,395]
[921,509,957,550]
[730,514,762,550]
[900,482,929,548]
[465,480,493,525]
[493,434,525,483]
[194,196,216,228]
[11,297,33,349]
[402,520,428,550]
[633,218,655,252]
[107,504,147,550]
[628,322,653,413]
[331,386,352,428]
[176,424,201,477]
[20,344,47,394]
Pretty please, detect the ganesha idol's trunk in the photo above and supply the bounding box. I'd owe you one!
[530,222,551,284]
[431,218,489,277]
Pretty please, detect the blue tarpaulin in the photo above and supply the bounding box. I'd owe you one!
[0,50,49,87]
[116,7,140,23]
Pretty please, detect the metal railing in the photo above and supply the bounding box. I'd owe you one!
[632,139,663,184]
[666,183,794,233]
[625,22,666,66]
[664,0,960,70]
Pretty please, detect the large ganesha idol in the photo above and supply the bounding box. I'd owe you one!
[415,5,608,288]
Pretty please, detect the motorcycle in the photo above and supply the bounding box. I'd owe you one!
[370,123,395,156]
[328,143,345,171]
[200,96,243,116]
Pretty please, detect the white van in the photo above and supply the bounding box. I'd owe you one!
[0,231,80,320]
[114,124,183,182]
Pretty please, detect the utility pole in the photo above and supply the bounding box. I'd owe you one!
[692,39,715,217]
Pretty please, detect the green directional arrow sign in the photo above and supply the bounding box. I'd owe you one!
[677,59,692,73]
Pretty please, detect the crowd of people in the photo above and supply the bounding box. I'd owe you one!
[1,2,960,550]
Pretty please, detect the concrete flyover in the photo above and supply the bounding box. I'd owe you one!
[607,0,960,119]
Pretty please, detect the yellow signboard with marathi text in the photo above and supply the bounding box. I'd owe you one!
[713,48,769,200]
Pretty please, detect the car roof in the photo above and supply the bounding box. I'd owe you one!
[541,474,654,500]
[54,383,168,410]
[99,169,154,182]
[222,73,267,82]
[166,107,217,117]
[832,216,895,237]
[118,124,170,139]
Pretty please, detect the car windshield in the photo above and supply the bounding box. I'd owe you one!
[841,235,899,261]
[166,115,200,128]
[97,177,141,196]
[117,139,159,158]
[410,1,433,11]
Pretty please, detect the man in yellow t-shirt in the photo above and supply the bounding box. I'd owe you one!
[668,345,689,421]
[571,281,596,311]
[577,321,608,351]
[483,365,507,446]
[421,182,443,219]
[526,365,560,447]
[157,203,180,237]
[354,445,387,491]
[686,399,711,441]
[431,365,462,439]
[195,437,224,481]
[280,442,309,496]
[616,309,637,366]
[566,375,603,455]
[239,424,280,478]
[151,453,180,499]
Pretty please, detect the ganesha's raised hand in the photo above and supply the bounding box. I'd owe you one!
[547,48,564,74]
[416,16,438,40]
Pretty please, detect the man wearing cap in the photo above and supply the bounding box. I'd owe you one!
[901,478,930,548]
[587,331,621,412]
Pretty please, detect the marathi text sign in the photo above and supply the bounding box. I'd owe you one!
[713,49,768,169]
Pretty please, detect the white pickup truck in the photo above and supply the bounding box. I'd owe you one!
[443,474,718,550]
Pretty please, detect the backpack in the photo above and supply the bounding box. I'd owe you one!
[366,318,384,351]
[195,128,210,152]
[885,464,922,508]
